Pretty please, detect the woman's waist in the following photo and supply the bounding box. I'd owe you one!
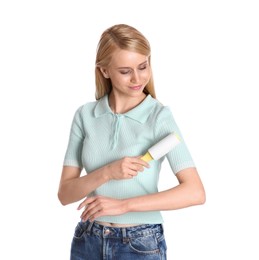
[96,221,140,227]
[83,220,164,238]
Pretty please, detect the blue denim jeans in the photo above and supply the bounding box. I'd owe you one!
[70,220,167,260]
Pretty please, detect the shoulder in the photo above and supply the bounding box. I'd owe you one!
[69,100,99,126]
[148,98,179,138]
[74,99,99,117]
[149,96,174,120]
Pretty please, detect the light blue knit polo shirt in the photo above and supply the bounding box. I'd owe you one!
[63,94,195,224]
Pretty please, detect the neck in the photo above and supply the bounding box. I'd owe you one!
[108,92,146,114]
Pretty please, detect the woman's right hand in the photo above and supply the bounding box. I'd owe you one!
[105,156,149,180]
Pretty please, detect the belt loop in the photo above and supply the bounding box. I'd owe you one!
[122,228,128,244]
[86,221,94,234]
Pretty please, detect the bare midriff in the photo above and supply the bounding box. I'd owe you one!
[96,221,140,227]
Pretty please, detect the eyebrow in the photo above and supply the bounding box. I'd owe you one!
[116,60,148,70]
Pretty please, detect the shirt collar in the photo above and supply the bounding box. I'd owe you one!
[94,94,158,124]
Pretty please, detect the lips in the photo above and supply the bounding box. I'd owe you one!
[129,85,142,90]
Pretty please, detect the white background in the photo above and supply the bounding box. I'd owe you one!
[1,0,258,259]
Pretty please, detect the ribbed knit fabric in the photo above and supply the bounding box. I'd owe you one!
[63,94,195,224]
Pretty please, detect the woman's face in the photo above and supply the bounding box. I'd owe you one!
[101,49,151,98]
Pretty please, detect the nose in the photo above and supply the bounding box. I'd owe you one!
[130,71,140,83]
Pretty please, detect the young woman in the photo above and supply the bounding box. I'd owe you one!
[58,24,205,260]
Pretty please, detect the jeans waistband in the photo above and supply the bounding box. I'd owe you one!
[82,220,164,239]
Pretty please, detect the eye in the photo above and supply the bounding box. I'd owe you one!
[139,66,147,70]
[139,62,149,70]
[119,70,131,75]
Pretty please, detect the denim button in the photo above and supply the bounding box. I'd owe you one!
[104,229,111,235]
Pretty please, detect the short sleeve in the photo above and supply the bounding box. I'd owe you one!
[63,106,85,168]
[154,106,195,174]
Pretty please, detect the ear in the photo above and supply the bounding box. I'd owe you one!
[100,67,109,79]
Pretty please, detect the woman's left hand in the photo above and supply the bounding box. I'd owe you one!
[78,196,127,222]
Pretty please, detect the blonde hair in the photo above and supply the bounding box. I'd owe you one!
[95,24,156,100]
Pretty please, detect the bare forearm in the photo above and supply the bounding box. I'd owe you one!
[125,183,205,213]
[58,167,109,205]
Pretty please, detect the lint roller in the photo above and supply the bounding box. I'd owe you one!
[141,132,181,162]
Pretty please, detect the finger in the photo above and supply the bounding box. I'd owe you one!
[81,204,102,222]
[80,197,102,219]
[89,210,103,222]
[77,200,87,210]
[77,196,96,210]
[129,163,144,173]
[81,197,101,214]
[127,169,139,177]
[126,173,134,179]
[80,206,95,221]
[132,157,150,168]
